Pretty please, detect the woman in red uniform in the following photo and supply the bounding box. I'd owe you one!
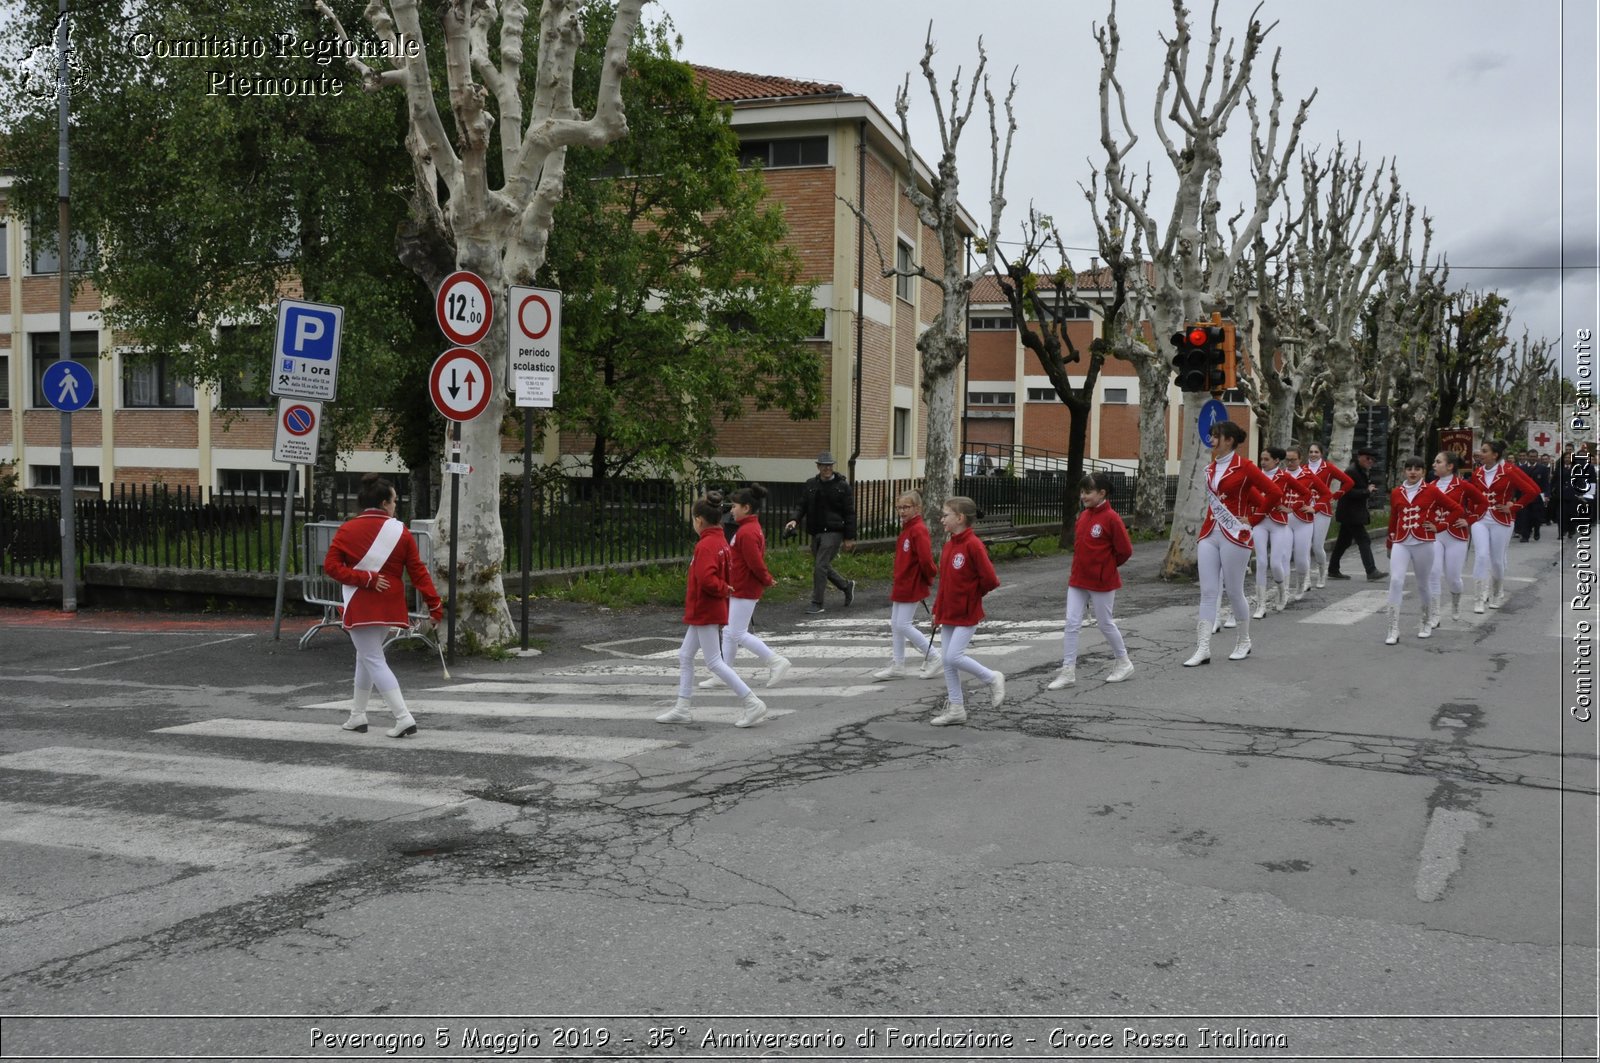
[1186,421,1282,666]
[1249,446,1291,618]
[1279,446,1331,603]
[1047,473,1134,689]
[1469,438,1542,611]
[700,484,791,691]
[1425,450,1488,626]
[1305,442,1353,588]
[323,474,443,738]
[928,496,1003,726]
[1384,456,1467,644]
[874,490,941,680]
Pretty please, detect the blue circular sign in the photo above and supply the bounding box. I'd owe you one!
[41,360,95,412]
[1197,398,1228,449]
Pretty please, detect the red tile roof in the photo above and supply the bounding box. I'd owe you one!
[692,65,846,103]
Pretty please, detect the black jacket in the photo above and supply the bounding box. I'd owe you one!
[793,473,856,538]
[1334,461,1374,524]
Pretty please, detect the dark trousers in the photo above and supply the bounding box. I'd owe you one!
[809,531,849,604]
[1327,518,1378,576]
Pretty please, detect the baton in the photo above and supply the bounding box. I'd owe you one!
[919,598,939,668]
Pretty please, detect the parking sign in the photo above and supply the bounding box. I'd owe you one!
[271,299,343,400]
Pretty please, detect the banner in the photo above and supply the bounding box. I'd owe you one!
[1437,426,1474,459]
[1526,420,1559,457]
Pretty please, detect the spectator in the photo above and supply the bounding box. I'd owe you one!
[785,451,857,614]
[1326,448,1385,581]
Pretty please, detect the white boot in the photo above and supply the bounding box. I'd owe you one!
[1417,612,1432,639]
[1314,561,1327,589]
[929,701,967,726]
[1251,590,1267,620]
[1426,602,1441,631]
[765,655,792,687]
[1384,605,1400,645]
[1292,573,1306,601]
[341,711,369,733]
[697,673,726,689]
[1183,620,1213,667]
[1105,656,1135,683]
[734,693,767,728]
[1273,580,1288,613]
[380,688,416,738]
[655,697,693,724]
[1488,578,1506,609]
[1451,592,1462,622]
[1222,602,1237,629]
[872,660,907,681]
[1473,582,1489,613]
[1047,664,1077,690]
[917,652,943,679]
[989,672,1006,709]
[1227,615,1252,660]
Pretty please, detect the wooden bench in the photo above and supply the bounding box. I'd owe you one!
[973,514,1039,556]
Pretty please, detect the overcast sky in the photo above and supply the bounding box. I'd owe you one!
[664,0,1598,382]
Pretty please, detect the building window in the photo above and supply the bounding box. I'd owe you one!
[0,354,8,409]
[967,391,1015,406]
[1026,387,1056,402]
[1055,304,1091,320]
[895,240,914,303]
[32,463,101,490]
[737,136,828,169]
[892,407,910,456]
[31,331,99,409]
[217,325,271,408]
[0,221,8,276]
[971,315,1015,330]
[1103,387,1129,403]
[219,468,294,495]
[28,223,94,275]
[122,352,196,408]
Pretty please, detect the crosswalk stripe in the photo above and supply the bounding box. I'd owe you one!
[0,799,308,865]
[436,681,886,697]
[793,618,1062,630]
[1294,590,1390,624]
[153,720,677,760]
[0,746,477,808]
[302,699,798,722]
[635,643,1036,661]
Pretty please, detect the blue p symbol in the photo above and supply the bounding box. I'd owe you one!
[285,307,335,360]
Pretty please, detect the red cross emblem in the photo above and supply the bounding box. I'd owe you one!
[1533,431,1551,448]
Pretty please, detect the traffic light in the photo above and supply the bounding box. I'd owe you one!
[1220,322,1237,391]
[1170,328,1203,391]
[1170,324,1225,392]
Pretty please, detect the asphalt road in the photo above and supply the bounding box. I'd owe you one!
[0,532,1593,1061]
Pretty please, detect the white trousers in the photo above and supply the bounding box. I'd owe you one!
[1289,518,1315,582]
[1255,521,1290,590]
[1428,534,1471,597]
[1471,519,1514,585]
[723,596,777,667]
[941,624,996,706]
[1197,532,1252,624]
[679,624,751,699]
[1062,587,1126,664]
[1311,513,1333,568]
[889,600,933,664]
[1388,539,1436,610]
[350,625,401,697]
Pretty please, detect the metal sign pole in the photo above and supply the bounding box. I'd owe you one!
[271,463,296,640]
[56,0,76,614]
[446,419,462,665]
[521,410,533,651]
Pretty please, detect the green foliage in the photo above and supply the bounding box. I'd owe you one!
[542,9,823,479]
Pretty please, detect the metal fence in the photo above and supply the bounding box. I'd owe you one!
[1,473,1178,580]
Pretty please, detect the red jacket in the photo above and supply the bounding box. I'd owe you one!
[890,515,936,603]
[1279,465,1331,522]
[728,514,775,599]
[324,511,443,629]
[933,526,1000,627]
[1198,455,1283,548]
[1470,461,1542,527]
[1305,459,1353,516]
[1432,475,1489,541]
[683,524,734,625]
[1070,501,1133,592]
[1254,467,1288,525]
[1387,482,1466,546]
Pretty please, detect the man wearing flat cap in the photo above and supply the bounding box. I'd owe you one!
[786,452,857,614]
[1326,447,1385,581]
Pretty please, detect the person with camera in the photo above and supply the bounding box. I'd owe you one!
[784,451,857,614]
[1326,448,1385,582]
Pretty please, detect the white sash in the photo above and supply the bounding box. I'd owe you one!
[342,517,404,609]
[1206,481,1247,540]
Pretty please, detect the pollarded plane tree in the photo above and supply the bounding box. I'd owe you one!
[1227,183,1309,449]
[1433,290,1511,449]
[1474,329,1558,446]
[1095,0,1315,577]
[878,26,1014,545]
[1370,202,1449,461]
[317,0,647,646]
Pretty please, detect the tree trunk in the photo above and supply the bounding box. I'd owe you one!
[1061,396,1090,545]
[1130,356,1170,534]
[921,352,960,552]
[1160,390,1210,580]
[1327,353,1361,467]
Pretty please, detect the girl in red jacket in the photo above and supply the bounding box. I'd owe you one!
[1305,442,1353,588]
[1186,421,1282,666]
[1048,473,1134,690]
[323,474,443,738]
[1384,455,1467,644]
[873,490,941,681]
[657,492,769,728]
[928,496,1003,726]
[700,484,792,690]
[1425,450,1488,625]
[1469,438,1542,610]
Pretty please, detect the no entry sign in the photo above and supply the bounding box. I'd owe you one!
[436,270,493,347]
[429,347,494,422]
